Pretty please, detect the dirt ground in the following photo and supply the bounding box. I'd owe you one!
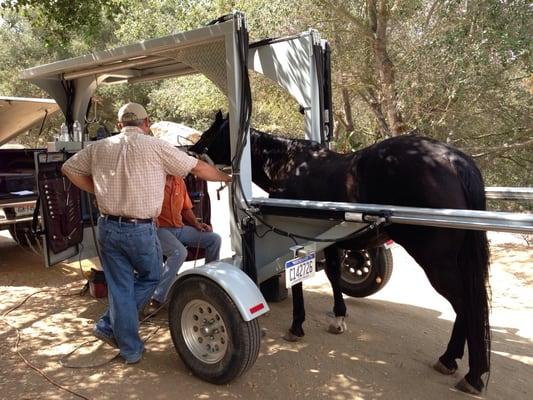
[0,230,531,400]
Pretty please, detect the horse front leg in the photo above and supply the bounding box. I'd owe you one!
[324,246,347,334]
[283,282,306,341]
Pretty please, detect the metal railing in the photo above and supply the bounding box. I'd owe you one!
[485,187,533,201]
[251,197,533,234]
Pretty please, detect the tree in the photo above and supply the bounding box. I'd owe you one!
[1,0,121,47]
[1,0,530,187]
[305,0,531,185]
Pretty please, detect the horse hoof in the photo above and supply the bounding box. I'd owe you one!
[282,330,302,342]
[327,316,347,334]
[455,378,482,395]
[433,360,457,375]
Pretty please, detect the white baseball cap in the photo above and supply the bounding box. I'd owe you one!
[117,102,148,122]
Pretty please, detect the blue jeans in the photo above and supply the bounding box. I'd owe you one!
[95,217,161,362]
[153,226,221,303]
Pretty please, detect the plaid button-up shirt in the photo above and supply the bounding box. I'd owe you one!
[63,126,197,219]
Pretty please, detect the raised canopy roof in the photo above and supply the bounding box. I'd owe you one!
[0,96,59,145]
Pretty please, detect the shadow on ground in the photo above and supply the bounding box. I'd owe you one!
[0,235,531,400]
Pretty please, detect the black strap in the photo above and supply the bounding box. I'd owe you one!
[31,195,42,236]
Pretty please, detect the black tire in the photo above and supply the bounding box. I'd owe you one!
[8,222,39,247]
[168,276,261,384]
[338,246,393,298]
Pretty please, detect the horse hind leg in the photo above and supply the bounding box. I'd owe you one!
[431,288,486,395]
[324,246,347,334]
[456,302,490,395]
[433,308,465,375]
[422,262,487,395]
[452,323,489,395]
[434,311,488,395]
[457,230,491,394]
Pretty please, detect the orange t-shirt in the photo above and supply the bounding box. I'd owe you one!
[157,176,193,228]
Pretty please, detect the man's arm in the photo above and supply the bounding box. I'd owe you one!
[190,160,231,183]
[60,146,94,192]
[61,167,95,193]
[181,208,212,232]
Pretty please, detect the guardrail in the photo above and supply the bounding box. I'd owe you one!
[485,187,533,201]
[251,197,533,234]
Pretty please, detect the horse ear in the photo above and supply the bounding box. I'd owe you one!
[216,109,223,120]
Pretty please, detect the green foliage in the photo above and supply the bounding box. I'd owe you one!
[1,0,121,47]
[249,72,304,138]
[309,0,532,185]
[0,0,530,188]
[148,76,226,129]
[389,0,532,186]
[113,0,213,43]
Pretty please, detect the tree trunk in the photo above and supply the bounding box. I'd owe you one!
[369,0,404,136]
[341,87,355,134]
[325,0,405,137]
[358,89,391,137]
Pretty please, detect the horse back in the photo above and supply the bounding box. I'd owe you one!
[353,135,485,211]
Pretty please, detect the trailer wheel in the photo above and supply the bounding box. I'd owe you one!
[338,246,393,298]
[168,276,261,384]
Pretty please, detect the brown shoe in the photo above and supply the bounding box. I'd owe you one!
[141,299,164,319]
[93,328,118,348]
[123,351,144,365]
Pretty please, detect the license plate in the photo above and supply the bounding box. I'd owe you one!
[15,206,34,217]
[285,252,316,288]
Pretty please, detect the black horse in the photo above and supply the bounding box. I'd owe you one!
[191,111,491,395]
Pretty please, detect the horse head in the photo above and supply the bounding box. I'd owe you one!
[190,110,231,165]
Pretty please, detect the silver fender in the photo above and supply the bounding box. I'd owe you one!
[169,261,270,321]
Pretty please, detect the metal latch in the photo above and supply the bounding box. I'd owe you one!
[289,245,307,258]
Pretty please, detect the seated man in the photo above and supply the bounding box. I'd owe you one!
[150,175,221,309]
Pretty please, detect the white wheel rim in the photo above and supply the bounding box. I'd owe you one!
[181,299,228,364]
[341,249,372,284]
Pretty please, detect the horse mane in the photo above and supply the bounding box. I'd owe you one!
[251,128,325,154]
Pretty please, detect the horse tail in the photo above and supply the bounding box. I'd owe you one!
[456,155,491,384]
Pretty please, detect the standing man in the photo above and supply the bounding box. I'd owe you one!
[149,175,221,310]
[61,102,231,364]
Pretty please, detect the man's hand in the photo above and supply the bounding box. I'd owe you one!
[191,160,231,183]
[195,222,212,232]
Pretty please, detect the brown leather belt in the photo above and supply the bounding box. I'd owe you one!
[104,215,152,224]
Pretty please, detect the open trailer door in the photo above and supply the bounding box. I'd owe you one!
[34,151,83,267]
[0,96,59,146]
[0,96,61,245]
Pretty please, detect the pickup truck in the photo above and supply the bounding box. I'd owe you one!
[0,96,59,244]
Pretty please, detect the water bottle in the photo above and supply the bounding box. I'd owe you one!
[73,120,82,142]
[60,123,69,141]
